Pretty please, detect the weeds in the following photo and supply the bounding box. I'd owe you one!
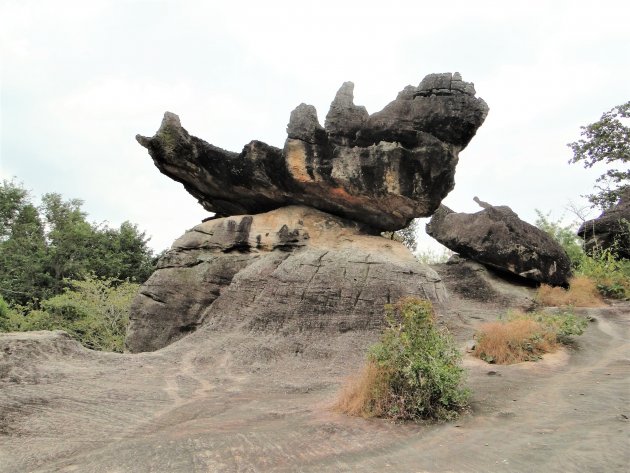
[578,248,630,299]
[336,298,469,421]
[473,309,588,365]
[537,275,605,307]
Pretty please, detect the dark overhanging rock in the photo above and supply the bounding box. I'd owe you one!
[136,73,488,231]
[426,199,573,287]
[578,187,630,259]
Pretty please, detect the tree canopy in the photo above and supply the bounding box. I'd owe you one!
[568,101,630,210]
[0,179,156,306]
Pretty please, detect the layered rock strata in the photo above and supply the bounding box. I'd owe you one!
[127,206,447,353]
[426,199,572,286]
[136,73,488,231]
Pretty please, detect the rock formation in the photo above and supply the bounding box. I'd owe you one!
[136,73,488,231]
[426,200,572,286]
[578,187,630,259]
[127,206,447,352]
[128,73,488,352]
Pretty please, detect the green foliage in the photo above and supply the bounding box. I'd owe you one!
[415,248,454,265]
[382,219,420,252]
[514,309,589,344]
[368,298,469,421]
[578,248,630,299]
[0,179,30,240]
[0,179,156,307]
[0,295,11,331]
[535,208,629,299]
[7,276,139,352]
[534,210,586,268]
[568,101,629,210]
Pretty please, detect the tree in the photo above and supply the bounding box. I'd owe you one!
[40,193,95,290]
[568,101,630,210]
[382,219,419,252]
[534,210,585,268]
[0,179,29,241]
[0,202,50,305]
[0,180,157,307]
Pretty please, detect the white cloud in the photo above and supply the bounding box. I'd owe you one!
[2,0,629,252]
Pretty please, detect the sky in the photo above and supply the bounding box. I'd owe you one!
[1,0,629,252]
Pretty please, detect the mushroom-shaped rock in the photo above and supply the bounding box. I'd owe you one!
[426,200,572,286]
[136,73,488,231]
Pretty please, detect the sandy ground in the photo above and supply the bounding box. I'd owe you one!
[0,299,628,473]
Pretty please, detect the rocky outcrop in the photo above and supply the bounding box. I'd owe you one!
[127,206,447,353]
[426,200,572,286]
[136,73,488,231]
[578,188,630,259]
[433,255,536,309]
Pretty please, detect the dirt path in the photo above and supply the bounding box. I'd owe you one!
[0,303,628,472]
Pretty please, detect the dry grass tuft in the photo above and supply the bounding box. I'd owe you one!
[538,276,605,307]
[473,318,558,364]
[334,360,389,417]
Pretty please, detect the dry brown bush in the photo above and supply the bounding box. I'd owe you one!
[537,276,605,307]
[334,360,390,417]
[473,318,558,364]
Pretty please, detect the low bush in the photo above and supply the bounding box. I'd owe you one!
[578,249,630,300]
[4,276,139,352]
[336,298,469,421]
[537,276,605,307]
[473,309,588,364]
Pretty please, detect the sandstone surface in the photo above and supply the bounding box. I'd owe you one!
[426,199,572,286]
[2,298,629,473]
[578,187,630,259]
[127,205,447,353]
[136,73,488,231]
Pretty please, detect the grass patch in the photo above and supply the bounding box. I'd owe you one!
[335,298,469,421]
[579,249,630,300]
[473,309,588,365]
[537,275,605,307]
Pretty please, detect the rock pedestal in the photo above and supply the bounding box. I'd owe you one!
[127,206,447,353]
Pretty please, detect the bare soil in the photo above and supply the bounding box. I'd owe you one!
[0,297,628,472]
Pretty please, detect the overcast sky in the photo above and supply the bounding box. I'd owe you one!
[1,0,629,252]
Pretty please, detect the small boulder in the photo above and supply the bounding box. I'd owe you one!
[426,199,572,286]
[578,188,630,259]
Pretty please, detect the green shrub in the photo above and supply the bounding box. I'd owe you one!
[0,295,12,331]
[9,276,139,352]
[578,248,630,299]
[338,298,469,421]
[521,308,589,343]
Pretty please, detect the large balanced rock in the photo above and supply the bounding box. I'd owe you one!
[127,206,447,352]
[426,199,572,286]
[578,187,630,259]
[136,73,488,231]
